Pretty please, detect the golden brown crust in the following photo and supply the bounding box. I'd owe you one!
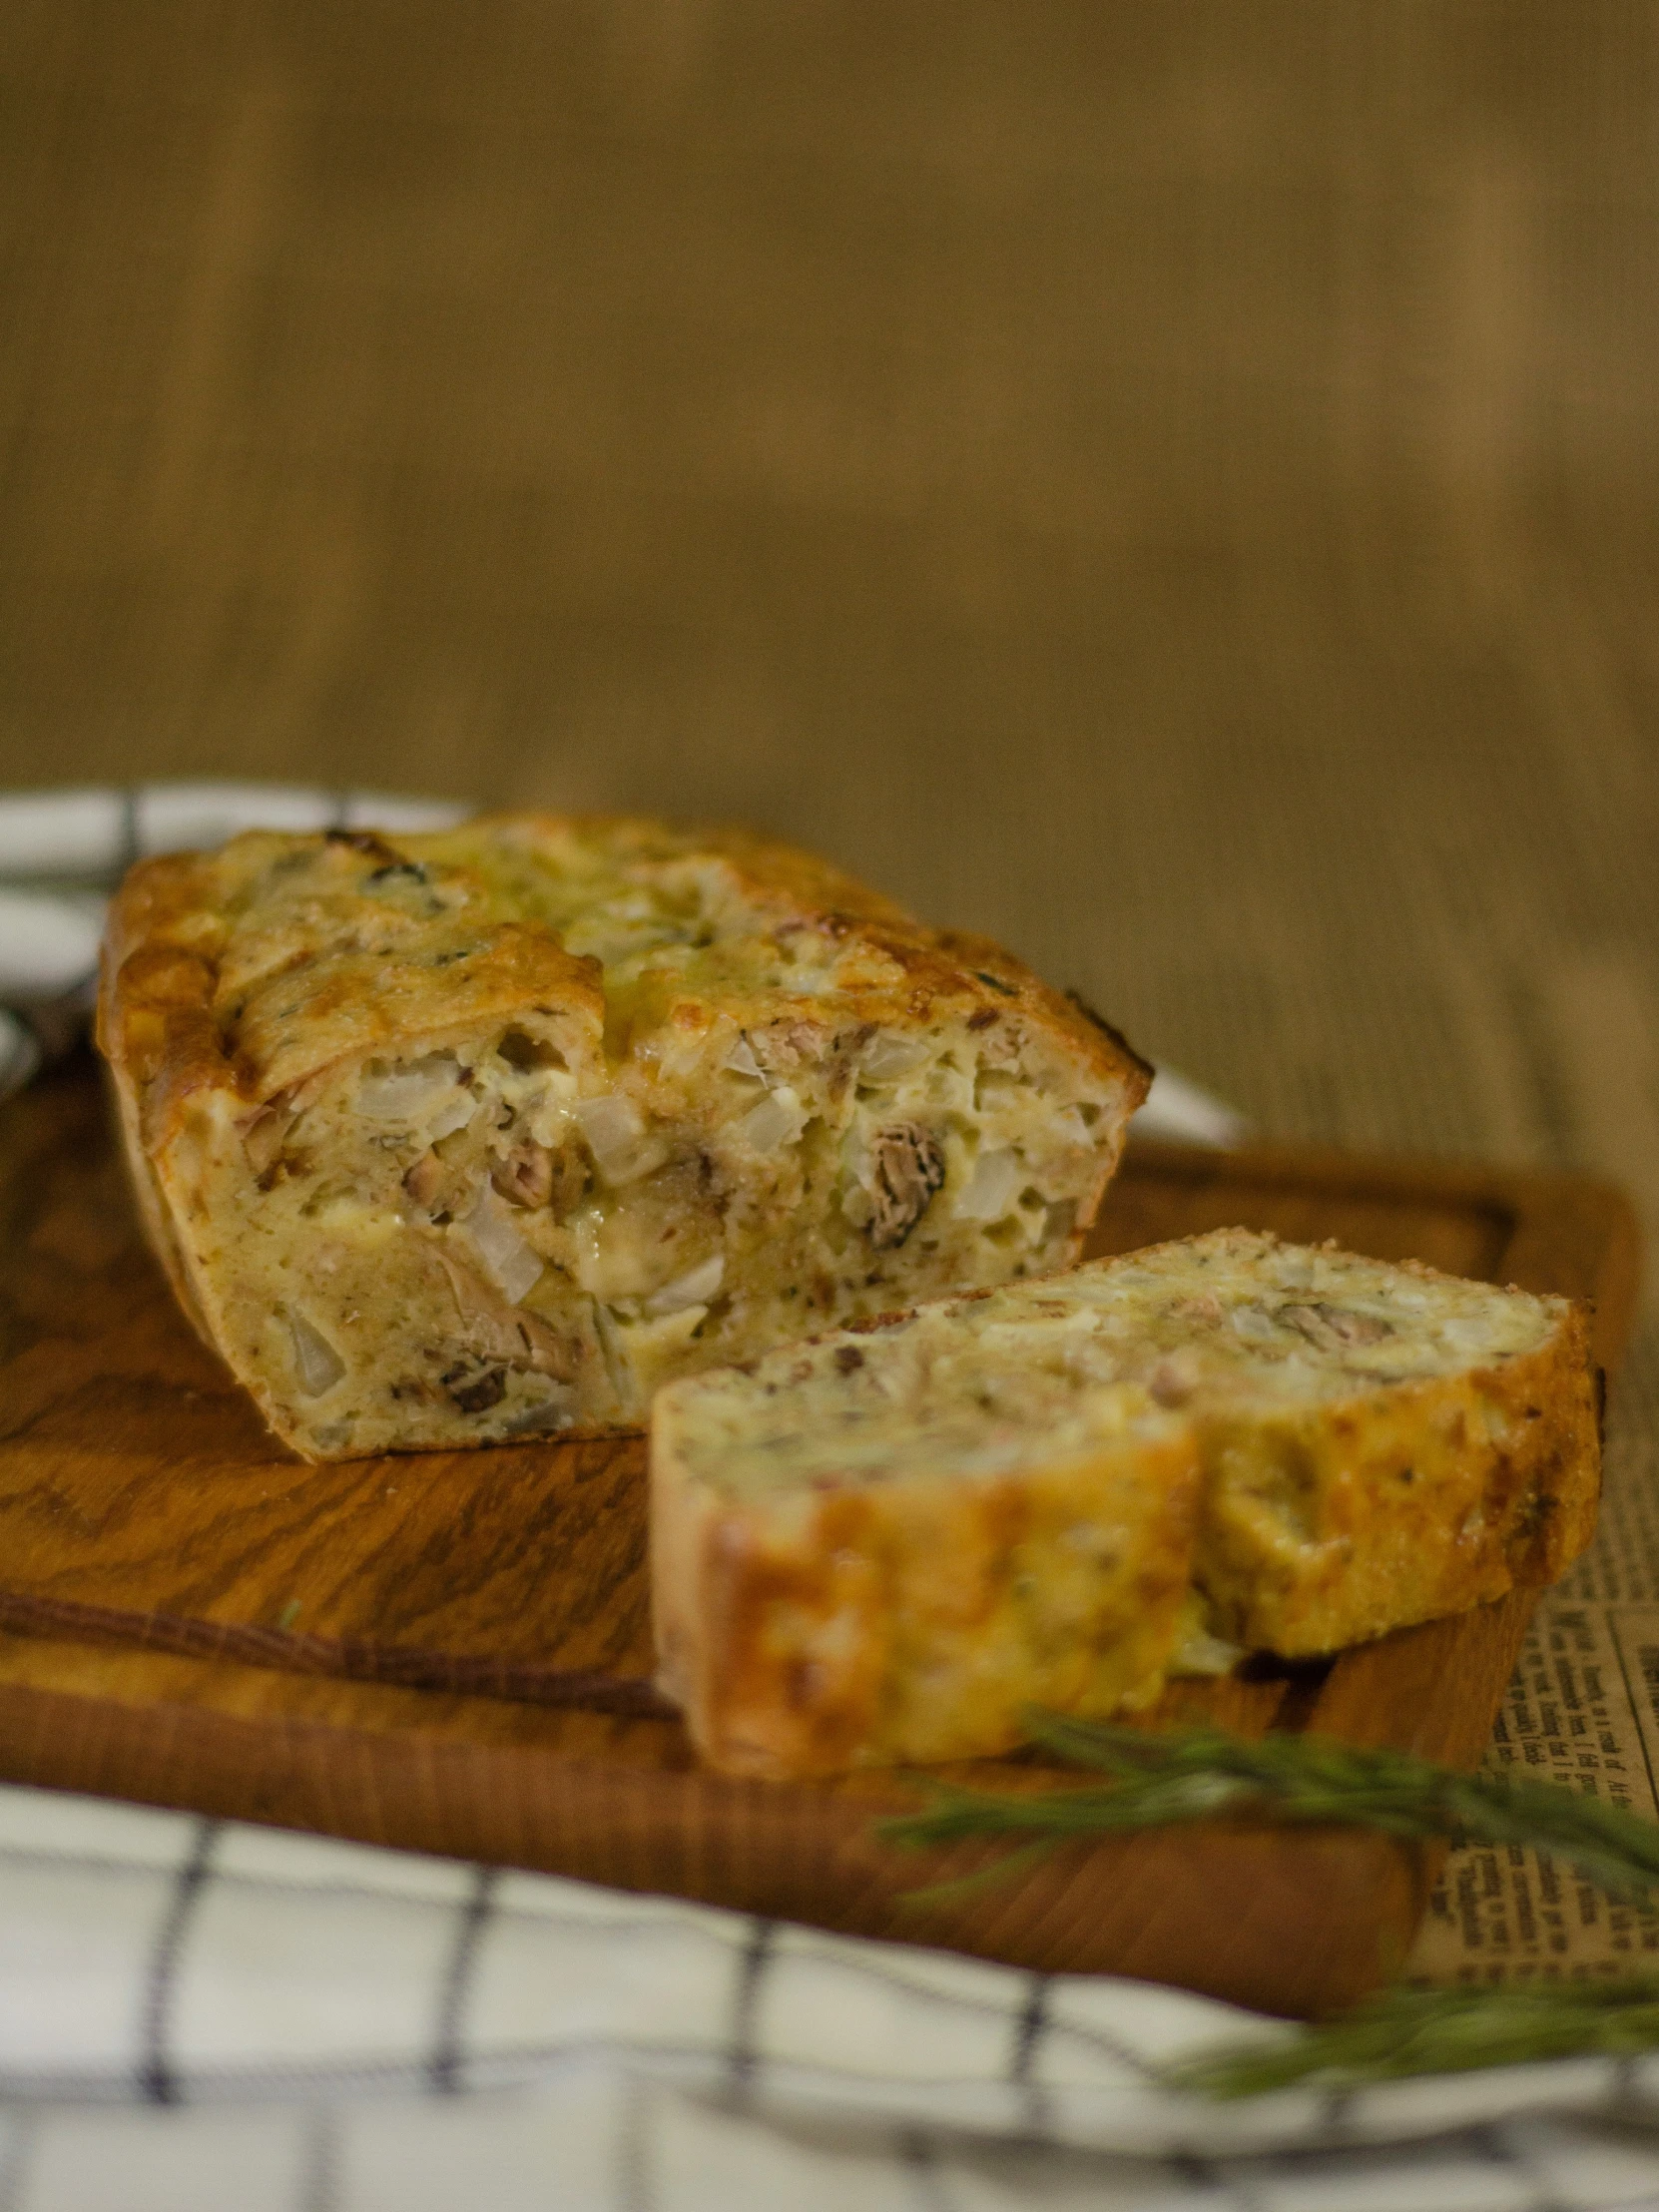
[98,860,225,1149]
[655,1424,1201,1780]
[1196,1300,1602,1653]
[98,834,608,1151]
[102,819,1147,1145]
[609,817,916,933]
[428,817,1149,1116]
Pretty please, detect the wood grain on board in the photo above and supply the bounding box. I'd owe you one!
[0,1056,1640,2017]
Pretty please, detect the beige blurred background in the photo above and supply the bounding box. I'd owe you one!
[1,0,1655,1208]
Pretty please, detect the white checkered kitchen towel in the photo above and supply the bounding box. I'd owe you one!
[8,1781,1659,2212]
[1,785,1650,2209]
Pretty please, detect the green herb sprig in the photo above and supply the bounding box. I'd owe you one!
[877,1716,1659,2092]
[878,1716,1659,1908]
[1169,1978,1659,2097]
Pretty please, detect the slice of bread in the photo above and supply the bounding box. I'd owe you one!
[650,1230,1600,1778]
[652,1341,1202,1779]
[98,815,1149,1459]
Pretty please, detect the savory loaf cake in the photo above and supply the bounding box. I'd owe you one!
[651,1230,1599,1778]
[97,814,1149,1459]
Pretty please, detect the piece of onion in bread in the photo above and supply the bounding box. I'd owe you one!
[650,1230,1599,1778]
[97,814,1150,1460]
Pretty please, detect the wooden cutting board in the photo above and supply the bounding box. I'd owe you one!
[0,1055,1640,2017]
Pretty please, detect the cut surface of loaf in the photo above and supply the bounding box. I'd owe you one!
[651,1229,1599,1778]
[97,815,1149,1459]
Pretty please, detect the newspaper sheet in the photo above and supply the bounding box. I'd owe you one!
[1406,1598,1659,1981]
[1406,1339,1659,1982]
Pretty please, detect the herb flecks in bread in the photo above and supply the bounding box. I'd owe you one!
[99,815,1149,1459]
[650,1230,1599,1779]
